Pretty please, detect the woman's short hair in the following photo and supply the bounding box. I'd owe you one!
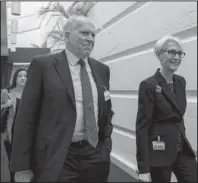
[154,35,183,57]
[8,68,27,90]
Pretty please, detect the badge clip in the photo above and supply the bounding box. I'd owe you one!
[152,135,165,151]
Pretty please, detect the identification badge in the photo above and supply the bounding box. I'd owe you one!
[103,86,111,101]
[152,135,165,151]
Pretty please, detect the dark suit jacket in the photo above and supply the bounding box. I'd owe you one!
[10,50,114,182]
[136,69,195,174]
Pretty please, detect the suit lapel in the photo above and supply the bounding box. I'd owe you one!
[88,58,104,121]
[53,52,104,118]
[53,50,76,109]
[174,75,186,115]
[154,69,183,116]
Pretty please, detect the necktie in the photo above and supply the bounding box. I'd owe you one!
[78,59,99,148]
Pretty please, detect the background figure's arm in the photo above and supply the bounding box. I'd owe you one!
[136,81,155,174]
[1,88,9,105]
[10,59,44,172]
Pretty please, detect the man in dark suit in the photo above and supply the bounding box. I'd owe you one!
[10,15,114,182]
[136,35,197,182]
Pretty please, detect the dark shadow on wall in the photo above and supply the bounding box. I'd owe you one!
[8,48,50,63]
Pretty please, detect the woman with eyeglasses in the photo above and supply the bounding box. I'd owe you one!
[135,35,197,182]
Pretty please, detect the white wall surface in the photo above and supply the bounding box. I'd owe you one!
[88,2,197,181]
[7,2,72,48]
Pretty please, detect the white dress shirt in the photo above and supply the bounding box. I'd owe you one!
[65,48,98,142]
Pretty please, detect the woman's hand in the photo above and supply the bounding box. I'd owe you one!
[7,99,12,107]
[14,170,34,182]
[1,100,12,110]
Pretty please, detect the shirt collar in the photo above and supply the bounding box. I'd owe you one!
[65,47,88,67]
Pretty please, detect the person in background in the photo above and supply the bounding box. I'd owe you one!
[10,15,114,182]
[1,88,10,109]
[1,89,12,133]
[136,35,197,183]
[1,68,27,183]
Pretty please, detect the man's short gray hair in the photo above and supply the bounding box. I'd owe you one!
[154,35,183,57]
[63,14,93,33]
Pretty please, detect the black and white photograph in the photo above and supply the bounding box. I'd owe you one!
[1,1,197,182]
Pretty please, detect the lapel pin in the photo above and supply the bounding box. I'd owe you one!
[156,85,162,93]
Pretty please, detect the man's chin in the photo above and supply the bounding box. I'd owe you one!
[83,51,92,57]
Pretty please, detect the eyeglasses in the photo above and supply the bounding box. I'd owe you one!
[161,49,186,58]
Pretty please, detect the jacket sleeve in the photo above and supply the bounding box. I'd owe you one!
[10,58,44,172]
[136,80,155,173]
[105,66,114,151]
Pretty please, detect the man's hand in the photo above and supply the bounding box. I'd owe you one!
[138,173,151,182]
[14,170,34,182]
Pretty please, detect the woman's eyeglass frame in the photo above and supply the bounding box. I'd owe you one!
[161,49,186,58]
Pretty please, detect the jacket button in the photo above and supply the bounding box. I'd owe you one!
[176,123,180,126]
